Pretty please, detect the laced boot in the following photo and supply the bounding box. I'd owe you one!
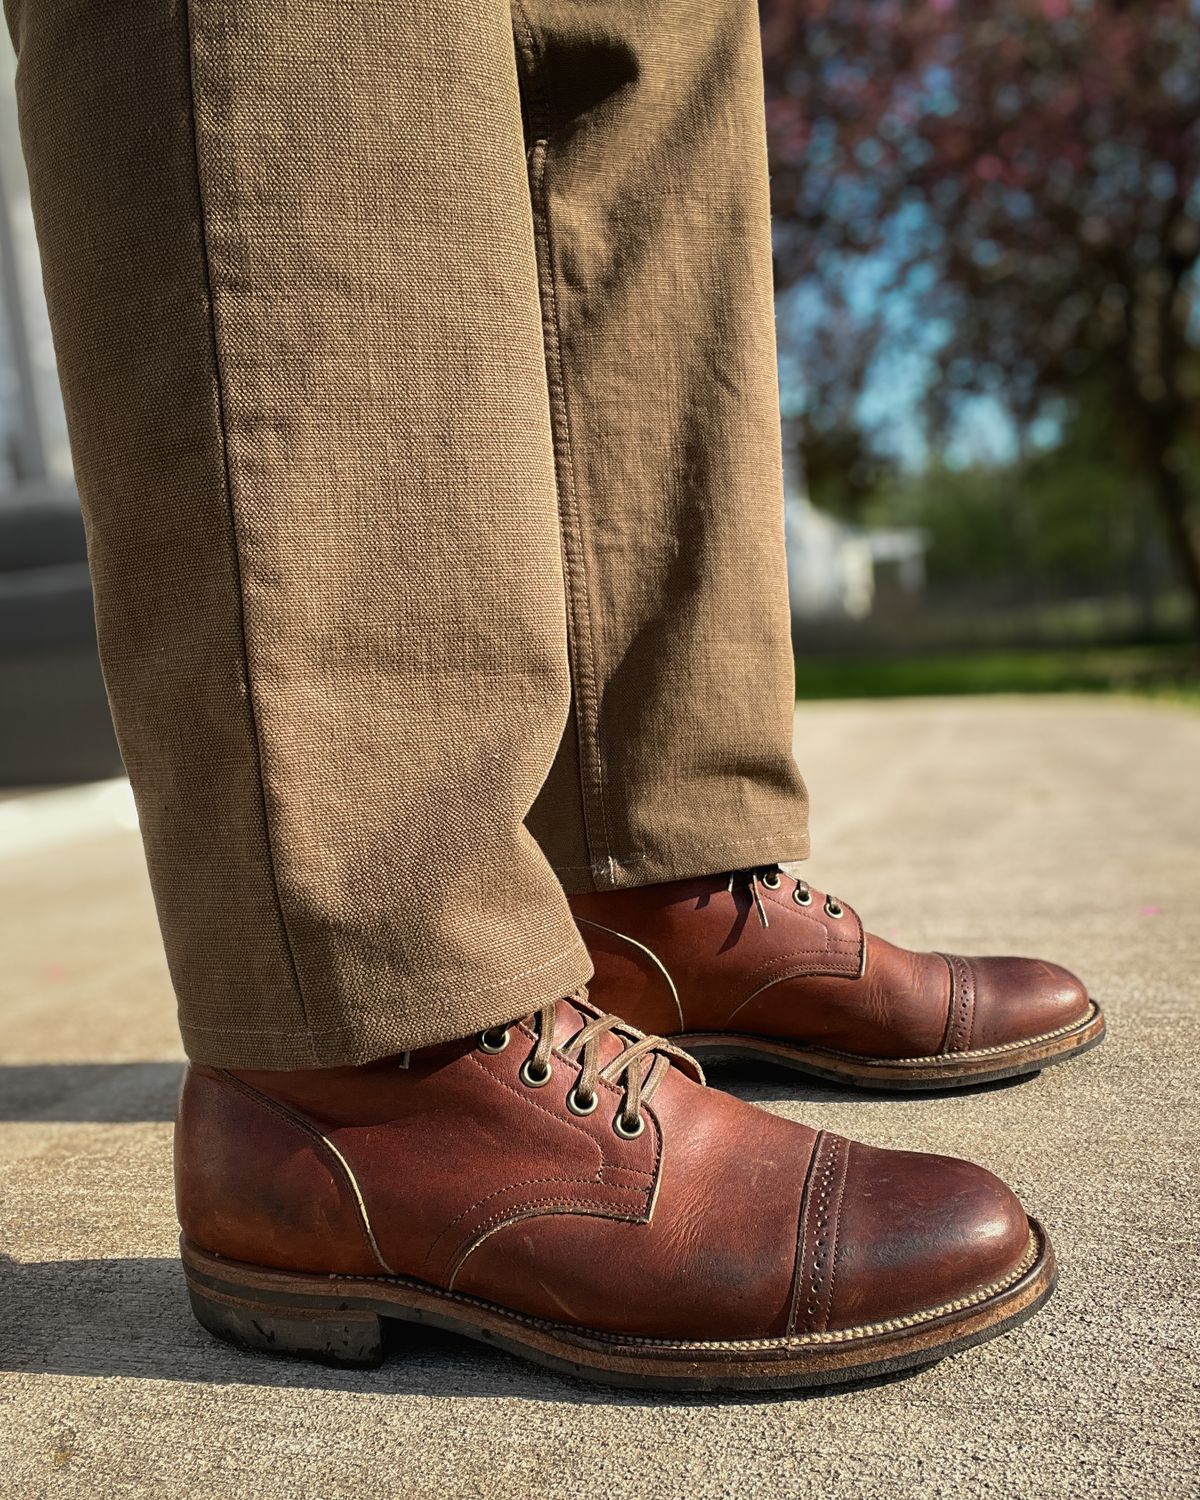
[177,994,1054,1390]
[568,868,1103,1089]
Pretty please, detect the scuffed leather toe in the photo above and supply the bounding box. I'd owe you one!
[965,955,1092,1050]
[799,1138,1033,1334]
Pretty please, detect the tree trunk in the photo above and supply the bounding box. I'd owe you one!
[1146,443,1200,643]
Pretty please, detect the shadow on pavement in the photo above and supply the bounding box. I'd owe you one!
[701,1059,1036,1106]
[0,1063,182,1122]
[0,1254,932,1406]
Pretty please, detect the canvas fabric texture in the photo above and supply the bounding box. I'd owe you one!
[6,0,809,1067]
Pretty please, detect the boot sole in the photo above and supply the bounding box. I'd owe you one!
[675,1001,1105,1091]
[181,1222,1055,1393]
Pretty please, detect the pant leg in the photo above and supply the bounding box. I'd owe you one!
[6,0,592,1066]
[519,0,809,891]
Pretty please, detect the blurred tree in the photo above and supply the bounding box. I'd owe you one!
[762,0,1200,631]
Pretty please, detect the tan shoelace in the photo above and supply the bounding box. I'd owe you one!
[480,1001,697,1136]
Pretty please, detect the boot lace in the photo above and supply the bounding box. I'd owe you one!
[479,1000,698,1137]
[725,864,843,928]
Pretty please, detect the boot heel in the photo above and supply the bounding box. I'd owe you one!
[187,1284,385,1369]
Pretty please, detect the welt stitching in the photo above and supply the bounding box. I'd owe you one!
[511,2,615,884]
[769,1003,1097,1064]
[200,1230,1039,1349]
[181,1,309,1037]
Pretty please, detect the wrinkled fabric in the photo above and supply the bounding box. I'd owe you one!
[7,0,808,1067]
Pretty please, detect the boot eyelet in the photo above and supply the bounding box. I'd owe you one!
[566,1086,598,1116]
[519,1058,553,1088]
[793,886,812,906]
[761,872,781,890]
[478,1028,510,1054]
[824,897,844,919]
[613,1112,645,1140]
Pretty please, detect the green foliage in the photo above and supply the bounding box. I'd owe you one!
[813,391,1183,600]
[869,452,1144,594]
[793,644,1200,704]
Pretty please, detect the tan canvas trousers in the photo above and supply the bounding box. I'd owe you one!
[7,0,809,1067]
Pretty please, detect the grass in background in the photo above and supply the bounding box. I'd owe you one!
[794,642,1200,704]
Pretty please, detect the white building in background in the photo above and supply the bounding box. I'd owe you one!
[785,491,928,624]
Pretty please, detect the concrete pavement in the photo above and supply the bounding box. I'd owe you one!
[2,697,1197,1498]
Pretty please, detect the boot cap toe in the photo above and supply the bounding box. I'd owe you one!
[810,1140,1034,1334]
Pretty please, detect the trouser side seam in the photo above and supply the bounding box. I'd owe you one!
[511,1,615,887]
[181,0,310,1036]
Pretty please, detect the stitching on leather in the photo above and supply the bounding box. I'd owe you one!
[422,1173,607,1269]
[801,1135,845,1333]
[469,1051,608,1162]
[939,953,976,1054]
[823,1145,849,1334]
[735,901,865,988]
[426,1164,651,1253]
[447,1195,650,1287]
[739,942,863,984]
[193,1230,1040,1351]
[601,1164,656,1184]
[724,958,863,1026]
[211,1071,387,1273]
[786,1133,825,1336]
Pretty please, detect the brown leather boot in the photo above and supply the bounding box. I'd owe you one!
[569,868,1105,1090]
[177,995,1054,1391]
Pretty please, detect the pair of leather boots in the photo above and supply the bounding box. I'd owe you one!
[176,867,1104,1392]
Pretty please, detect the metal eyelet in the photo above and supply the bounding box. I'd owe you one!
[760,871,781,890]
[793,885,812,906]
[613,1112,645,1140]
[566,1086,599,1116]
[519,1058,553,1088]
[478,1027,510,1054]
[824,897,844,919]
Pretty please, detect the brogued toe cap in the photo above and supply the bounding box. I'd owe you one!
[793,1136,1035,1336]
